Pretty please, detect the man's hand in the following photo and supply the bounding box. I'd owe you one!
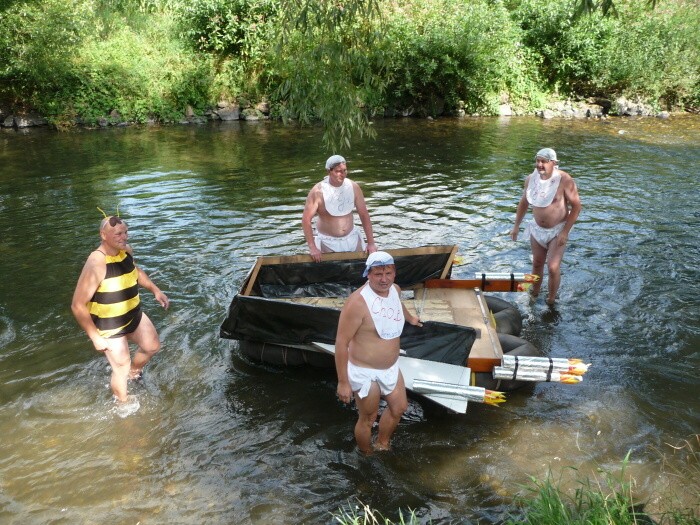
[337,381,353,404]
[408,315,423,327]
[90,334,109,352]
[309,245,322,263]
[557,231,569,247]
[154,290,170,309]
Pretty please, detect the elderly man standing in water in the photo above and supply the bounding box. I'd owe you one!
[335,251,422,454]
[511,148,582,305]
[302,154,378,262]
[72,215,169,403]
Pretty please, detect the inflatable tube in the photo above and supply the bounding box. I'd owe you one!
[485,295,522,337]
[239,341,335,368]
[473,333,541,392]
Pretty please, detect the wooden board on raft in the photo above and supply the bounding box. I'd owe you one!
[409,286,502,373]
[281,286,504,373]
[311,342,471,413]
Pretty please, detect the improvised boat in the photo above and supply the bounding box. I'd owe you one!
[219,245,589,413]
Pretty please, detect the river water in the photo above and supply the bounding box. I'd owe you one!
[0,116,698,524]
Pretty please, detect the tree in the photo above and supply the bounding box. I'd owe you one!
[272,0,385,151]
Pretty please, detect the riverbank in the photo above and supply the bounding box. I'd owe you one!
[0,95,680,131]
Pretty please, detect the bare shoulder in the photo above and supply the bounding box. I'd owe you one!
[76,250,106,290]
[85,249,106,268]
[343,287,372,319]
[306,182,323,199]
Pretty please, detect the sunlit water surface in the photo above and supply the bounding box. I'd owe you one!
[0,116,698,524]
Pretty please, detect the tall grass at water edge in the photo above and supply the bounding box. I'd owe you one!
[332,437,700,525]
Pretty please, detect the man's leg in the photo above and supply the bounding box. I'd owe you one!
[103,337,131,402]
[545,238,567,304]
[375,373,407,451]
[529,237,548,297]
[354,382,380,454]
[127,313,161,379]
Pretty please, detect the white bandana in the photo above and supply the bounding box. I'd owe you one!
[321,176,355,216]
[526,169,561,207]
[360,284,404,340]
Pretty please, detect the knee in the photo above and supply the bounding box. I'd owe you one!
[358,412,377,428]
[142,338,161,355]
[389,398,408,417]
[548,261,561,274]
[111,353,131,370]
[397,399,408,414]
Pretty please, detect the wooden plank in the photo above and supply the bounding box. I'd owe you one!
[416,287,503,373]
[311,342,471,413]
[439,245,459,279]
[242,257,264,297]
[250,245,457,267]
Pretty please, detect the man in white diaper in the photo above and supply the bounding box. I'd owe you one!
[302,155,378,262]
[510,148,582,305]
[334,251,422,454]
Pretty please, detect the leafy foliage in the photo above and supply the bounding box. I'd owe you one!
[1,0,699,142]
[269,0,385,150]
[381,0,540,115]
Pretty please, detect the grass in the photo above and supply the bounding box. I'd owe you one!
[331,436,700,525]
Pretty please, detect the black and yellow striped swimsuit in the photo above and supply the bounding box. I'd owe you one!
[88,250,142,338]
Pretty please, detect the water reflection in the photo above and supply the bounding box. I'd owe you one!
[0,116,698,523]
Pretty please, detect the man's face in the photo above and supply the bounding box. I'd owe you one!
[535,157,556,176]
[367,265,396,295]
[327,163,347,187]
[101,222,129,251]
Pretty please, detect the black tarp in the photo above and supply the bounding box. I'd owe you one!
[249,251,453,298]
[219,246,476,364]
[220,295,476,365]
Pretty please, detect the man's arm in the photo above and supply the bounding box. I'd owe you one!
[302,187,323,262]
[71,253,108,351]
[398,285,422,326]
[335,294,364,403]
[136,267,169,309]
[352,182,377,253]
[557,174,582,246]
[510,177,530,241]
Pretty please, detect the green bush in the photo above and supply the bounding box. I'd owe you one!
[600,1,700,109]
[510,0,617,96]
[379,0,541,116]
[0,0,91,103]
[511,0,700,108]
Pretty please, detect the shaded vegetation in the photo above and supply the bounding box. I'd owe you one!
[1,0,698,146]
[332,437,700,525]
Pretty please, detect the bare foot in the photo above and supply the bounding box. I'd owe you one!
[373,442,391,452]
[129,369,143,381]
[546,297,556,306]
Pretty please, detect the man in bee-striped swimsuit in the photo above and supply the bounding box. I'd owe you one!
[72,215,169,403]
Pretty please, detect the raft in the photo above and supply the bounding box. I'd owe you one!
[220,245,546,412]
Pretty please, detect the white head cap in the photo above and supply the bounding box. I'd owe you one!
[363,251,395,277]
[325,155,346,170]
[535,148,558,163]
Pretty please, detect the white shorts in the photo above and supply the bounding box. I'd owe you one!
[347,360,400,399]
[525,220,565,248]
[314,227,366,253]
